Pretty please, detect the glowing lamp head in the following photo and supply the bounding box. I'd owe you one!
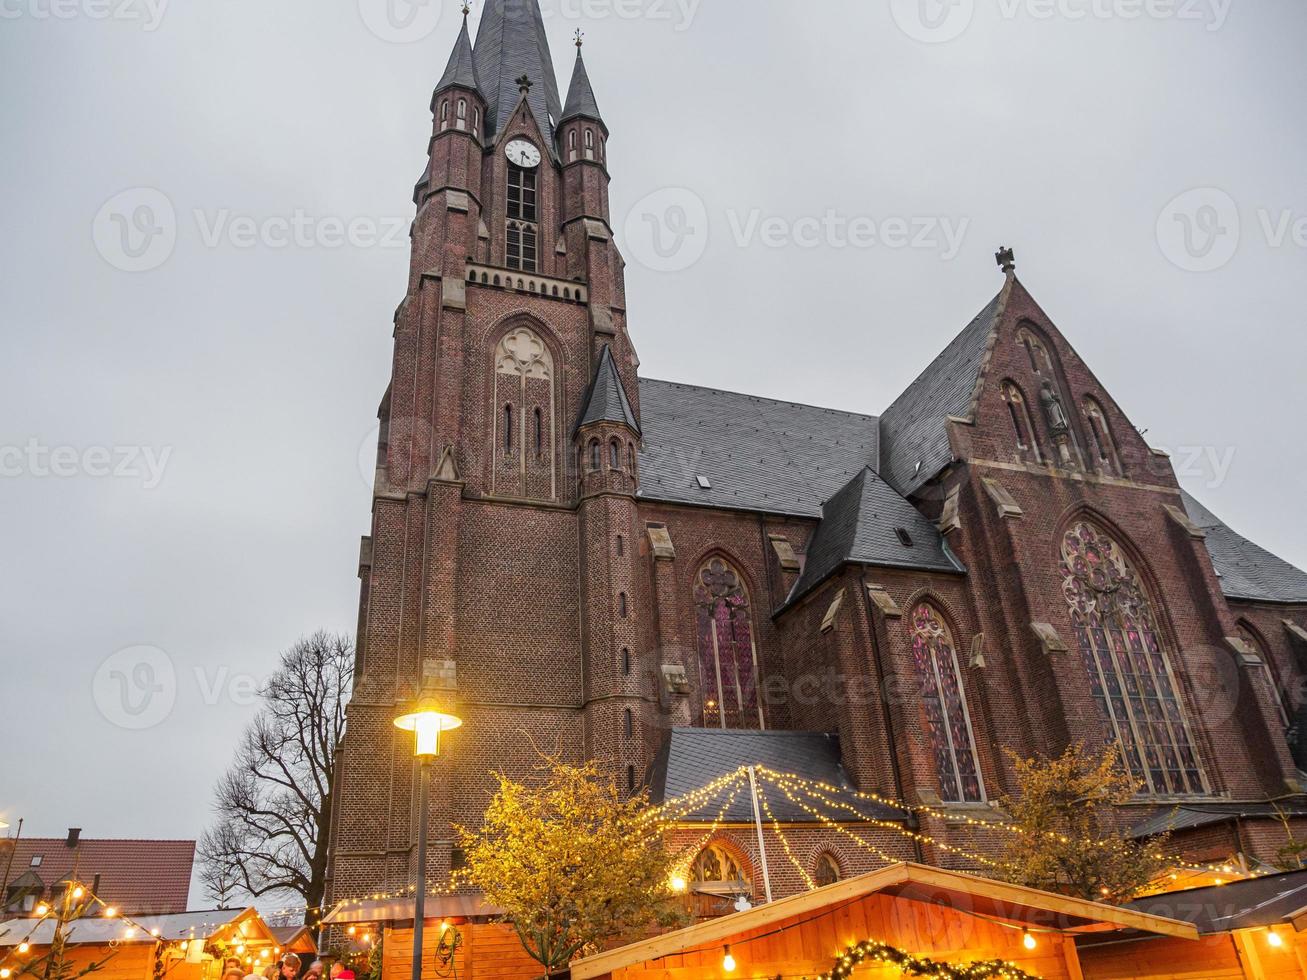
[1268,930,1285,949]
[722,945,736,972]
[104,907,118,918]
[18,943,30,954]
[393,700,463,758]
[3,967,13,978]
[35,904,49,917]
[1022,930,1037,951]
[669,875,688,894]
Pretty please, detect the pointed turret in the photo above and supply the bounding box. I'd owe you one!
[576,345,639,435]
[561,44,604,130]
[473,0,563,145]
[435,13,482,97]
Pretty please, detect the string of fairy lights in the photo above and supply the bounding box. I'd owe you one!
[277,764,1260,930]
[0,879,286,980]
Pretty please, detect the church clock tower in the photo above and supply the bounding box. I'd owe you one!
[325,0,647,909]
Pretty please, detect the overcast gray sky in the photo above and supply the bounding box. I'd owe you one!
[1,0,1304,905]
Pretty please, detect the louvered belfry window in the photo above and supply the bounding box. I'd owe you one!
[506,163,538,272]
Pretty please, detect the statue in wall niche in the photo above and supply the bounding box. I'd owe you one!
[1040,381,1070,435]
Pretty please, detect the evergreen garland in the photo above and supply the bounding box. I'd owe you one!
[811,939,1041,980]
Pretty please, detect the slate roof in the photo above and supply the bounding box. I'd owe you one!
[878,289,1006,497]
[0,839,194,915]
[636,379,880,517]
[473,0,563,145]
[647,728,908,824]
[1182,492,1307,604]
[435,16,482,96]
[1130,801,1307,840]
[577,346,638,434]
[560,49,603,126]
[785,468,964,606]
[1122,870,1307,934]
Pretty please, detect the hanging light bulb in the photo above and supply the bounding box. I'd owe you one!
[36,904,50,916]
[18,943,31,954]
[104,907,118,918]
[1022,930,1037,951]
[722,945,736,972]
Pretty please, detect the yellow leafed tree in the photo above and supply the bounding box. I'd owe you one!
[994,742,1174,903]
[458,760,687,976]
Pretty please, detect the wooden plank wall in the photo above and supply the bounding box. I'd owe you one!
[608,892,1072,979]
[1078,928,1307,980]
[383,923,544,980]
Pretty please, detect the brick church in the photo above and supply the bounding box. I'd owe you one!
[325,0,1307,909]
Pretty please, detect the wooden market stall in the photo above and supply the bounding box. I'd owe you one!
[1078,868,1307,979]
[322,893,541,980]
[0,908,284,980]
[570,863,1198,980]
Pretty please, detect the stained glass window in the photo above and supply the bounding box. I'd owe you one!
[692,845,747,887]
[694,559,763,730]
[909,604,985,803]
[1062,522,1207,796]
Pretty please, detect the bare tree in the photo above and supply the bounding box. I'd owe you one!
[199,631,353,924]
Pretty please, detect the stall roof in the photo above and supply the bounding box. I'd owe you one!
[570,863,1199,979]
[321,894,500,927]
[1121,870,1307,935]
[0,908,268,947]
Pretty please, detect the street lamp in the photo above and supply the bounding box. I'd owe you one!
[394,698,462,980]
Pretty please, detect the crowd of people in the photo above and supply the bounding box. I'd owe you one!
[221,953,355,980]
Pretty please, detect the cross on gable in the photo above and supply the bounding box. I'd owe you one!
[516,74,533,94]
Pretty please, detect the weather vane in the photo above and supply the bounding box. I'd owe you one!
[574,28,584,48]
[461,1,470,16]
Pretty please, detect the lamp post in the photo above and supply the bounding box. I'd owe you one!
[393,699,462,980]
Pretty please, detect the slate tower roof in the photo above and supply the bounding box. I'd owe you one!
[577,345,639,434]
[473,0,564,145]
[435,14,483,96]
[560,47,604,128]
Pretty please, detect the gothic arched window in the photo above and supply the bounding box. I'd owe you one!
[814,853,841,888]
[1239,623,1291,732]
[691,845,748,890]
[494,326,555,499]
[1017,326,1053,375]
[1002,381,1042,463]
[694,559,763,730]
[589,439,601,471]
[909,604,984,803]
[1061,522,1207,796]
[1083,397,1121,475]
[610,439,621,470]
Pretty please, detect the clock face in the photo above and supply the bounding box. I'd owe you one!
[505,139,542,169]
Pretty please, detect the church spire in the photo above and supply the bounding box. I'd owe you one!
[560,36,604,131]
[435,8,482,97]
[473,0,563,145]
